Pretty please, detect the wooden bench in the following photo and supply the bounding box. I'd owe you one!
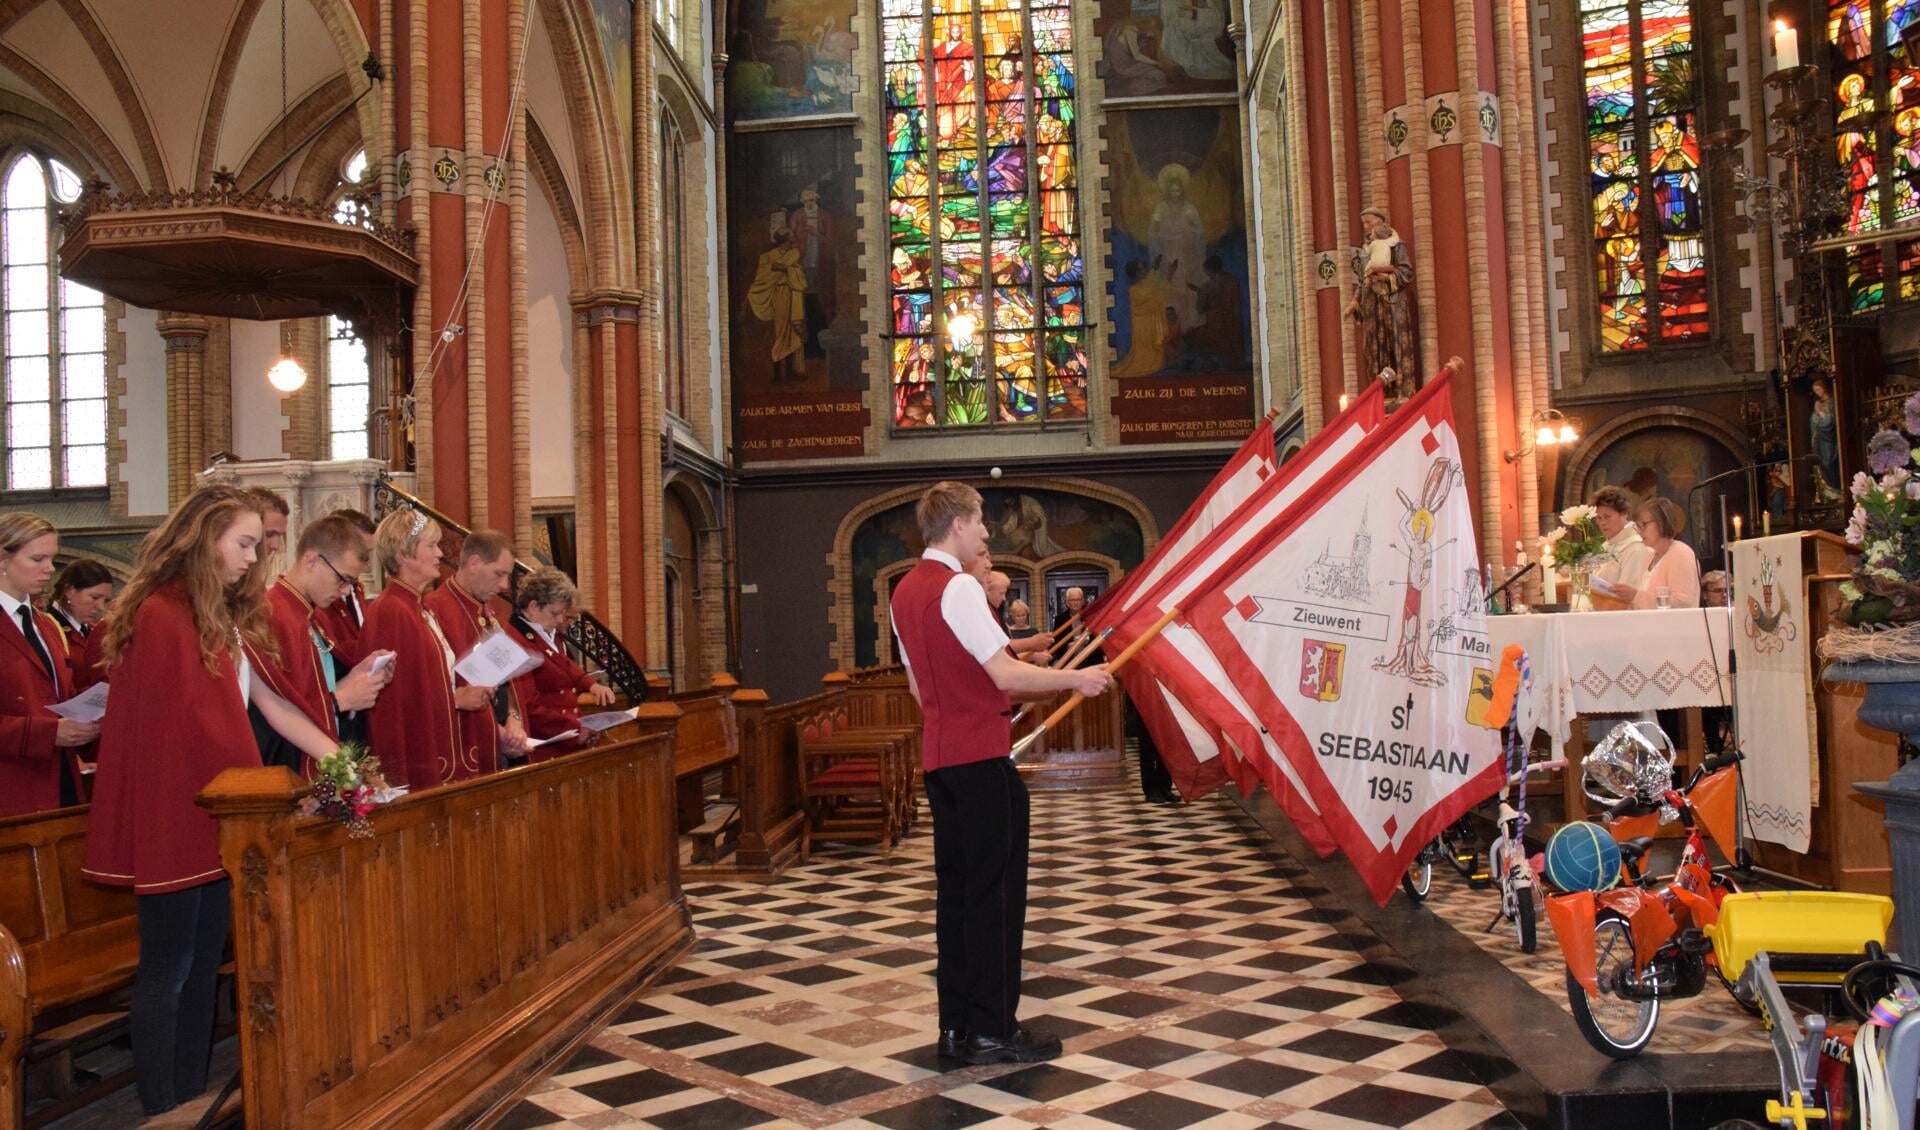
[0,805,139,1129]
[796,709,919,856]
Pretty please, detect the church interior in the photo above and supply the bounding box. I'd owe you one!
[3,0,1920,1126]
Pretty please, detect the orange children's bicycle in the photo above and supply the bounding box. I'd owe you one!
[1546,724,1744,1058]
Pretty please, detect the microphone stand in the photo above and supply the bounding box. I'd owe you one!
[1486,561,1538,611]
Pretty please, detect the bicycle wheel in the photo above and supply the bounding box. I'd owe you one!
[1513,883,1536,954]
[1401,851,1433,901]
[1566,912,1658,1058]
[1442,820,1478,877]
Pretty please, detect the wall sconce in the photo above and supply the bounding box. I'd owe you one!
[1504,408,1580,462]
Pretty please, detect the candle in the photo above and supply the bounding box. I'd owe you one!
[1733,515,1743,541]
[1774,20,1799,70]
[1763,510,1772,538]
[1542,561,1557,605]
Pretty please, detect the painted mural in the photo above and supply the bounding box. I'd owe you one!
[1105,105,1256,443]
[592,0,634,139]
[727,0,858,121]
[1583,426,1741,563]
[1099,0,1238,98]
[727,127,870,459]
[850,488,1147,666]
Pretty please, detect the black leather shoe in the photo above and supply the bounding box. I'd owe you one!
[937,1028,967,1059]
[961,1027,1062,1065]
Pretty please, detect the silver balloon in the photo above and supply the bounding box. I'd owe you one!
[1581,721,1677,806]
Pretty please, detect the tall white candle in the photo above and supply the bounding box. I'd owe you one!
[1542,559,1557,604]
[1774,20,1799,70]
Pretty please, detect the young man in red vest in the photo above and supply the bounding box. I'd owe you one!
[891,482,1112,1066]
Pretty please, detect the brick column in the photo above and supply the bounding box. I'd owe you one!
[158,312,212,505]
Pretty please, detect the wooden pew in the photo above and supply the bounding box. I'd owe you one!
[198,732,691,1129]
[0,806,138,1129]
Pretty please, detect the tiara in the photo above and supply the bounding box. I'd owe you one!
[410,510,427,536]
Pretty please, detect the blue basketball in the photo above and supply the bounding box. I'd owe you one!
[1544,821,1622,893]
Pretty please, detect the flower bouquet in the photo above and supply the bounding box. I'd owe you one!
[300,743,389,839]
[1540,504,1613,611]
[1831,393,1920,639]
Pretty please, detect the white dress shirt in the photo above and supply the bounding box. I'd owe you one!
[893,548,1011,672]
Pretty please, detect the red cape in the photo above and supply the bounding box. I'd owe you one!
[264,579,338,742]
[82,584,263,892]
[0,603,82,815]
[423,581,519,777]
[508,614,593,760]
[361,580,462,790]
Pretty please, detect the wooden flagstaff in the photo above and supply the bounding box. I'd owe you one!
[1009,627,1111,729]
[1011,607,1181,759]
[1045,611,1087,655]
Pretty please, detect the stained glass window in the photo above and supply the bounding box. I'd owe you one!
[328,153,374,460]
[885,0,1085,428]
[3,153,104,489]
[1582,0,1708,353]
[1830,0,1920,310]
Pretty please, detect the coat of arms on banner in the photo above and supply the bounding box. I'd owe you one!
[1300,640,1346,702]
[1742,551,1797,654]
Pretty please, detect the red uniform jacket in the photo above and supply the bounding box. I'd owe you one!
[890,557,1013,771]
[314,581,367,668]
[81,584,264,893]
[508,614,593,761]
[263,580,338,742]
[423,581,518,776]
[361,580,463,791]
[0,602,83,816]
[51,612,105,691]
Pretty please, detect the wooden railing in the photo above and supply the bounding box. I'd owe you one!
[199,734,691,1129]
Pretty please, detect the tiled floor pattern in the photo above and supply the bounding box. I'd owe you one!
[1417,858,1768,1055]
[502,790,1521,1129]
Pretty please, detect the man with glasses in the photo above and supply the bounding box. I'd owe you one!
[253,515,397,771]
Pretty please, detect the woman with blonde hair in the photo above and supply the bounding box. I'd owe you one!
[509,567,617,760]
[0,511,95,813]
[81,485,343,1118]
[1608,496,1701,610]
[361,508,463,789]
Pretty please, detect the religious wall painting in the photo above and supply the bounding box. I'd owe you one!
[1104,105,1256,444]
[727,127,869,459]
[849,488,1146,665]
[1097,0,1238,98]
[1582,425,1740,565]
[592,0,634,140]
[727,0,858,121]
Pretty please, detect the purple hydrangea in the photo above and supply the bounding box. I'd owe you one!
[1905,391,1920,436]
[1870,428,1912,475]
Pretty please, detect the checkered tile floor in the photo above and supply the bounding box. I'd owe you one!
[501,789,1521,1129]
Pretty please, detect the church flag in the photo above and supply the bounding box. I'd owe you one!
[1089,390,1377,634]
[1182,373,1504,904]
[1097,384,1388,851]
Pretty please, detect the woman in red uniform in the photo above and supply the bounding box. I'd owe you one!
[81,485,342,1118]
[0,513,96,813]
[360,509,463,790]
[508,567,616,759]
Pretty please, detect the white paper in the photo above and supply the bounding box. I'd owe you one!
[46,682,108,723]
[1588,575,1619,597]
[368,651,396,678]
[452,629,543,688]
[372,785,409,803]
[525,729,579,749]
[579,707,639,733]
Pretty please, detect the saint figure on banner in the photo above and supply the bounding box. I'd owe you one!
[1347,206,1420,387]
[1375,458,1460,688]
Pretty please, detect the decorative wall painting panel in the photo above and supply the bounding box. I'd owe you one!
[1582,426,1741,566]
[1104,105,1255,443]
[727,0,859,121]
[1098,0,1238,98]
[592,0,634,139]
[727,128,869,459]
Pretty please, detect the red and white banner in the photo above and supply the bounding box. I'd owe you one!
[1103,385,1388,850]
[1184,374,1503,904]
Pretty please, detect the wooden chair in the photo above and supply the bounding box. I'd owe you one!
[797,712,916,855]
[0,807,140,1129]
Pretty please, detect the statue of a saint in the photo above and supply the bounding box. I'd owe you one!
[1347,205,1420,387]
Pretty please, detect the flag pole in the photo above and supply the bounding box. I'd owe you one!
[1009,628,1111,730]
[1011,607,1181,759]
[1045,612,1087,656]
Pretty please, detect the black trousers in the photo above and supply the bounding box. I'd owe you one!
[132,879,231,1115]
[1128,698,1170,799]
[925,756,1029,1039]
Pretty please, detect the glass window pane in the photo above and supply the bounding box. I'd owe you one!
[5,264,44,310]
[61,352,103,399]
[59,279,102,308]
[61,306,104,353]
[344,150,369,184]
[4,209,45,264]
[62,444,104,487]
[330,430,368,461]
[8,356,47,402]
[62,397,104,446]
[331,385,370,427]
[3,160,43,210]
[9,400,48,447]
[8,447,49,490]
[8,309,47,356]
[47,161,82,203]
[329,337,369,380]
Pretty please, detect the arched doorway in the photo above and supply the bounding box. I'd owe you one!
[1561,409,1752,571]
[663,486,703,690]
